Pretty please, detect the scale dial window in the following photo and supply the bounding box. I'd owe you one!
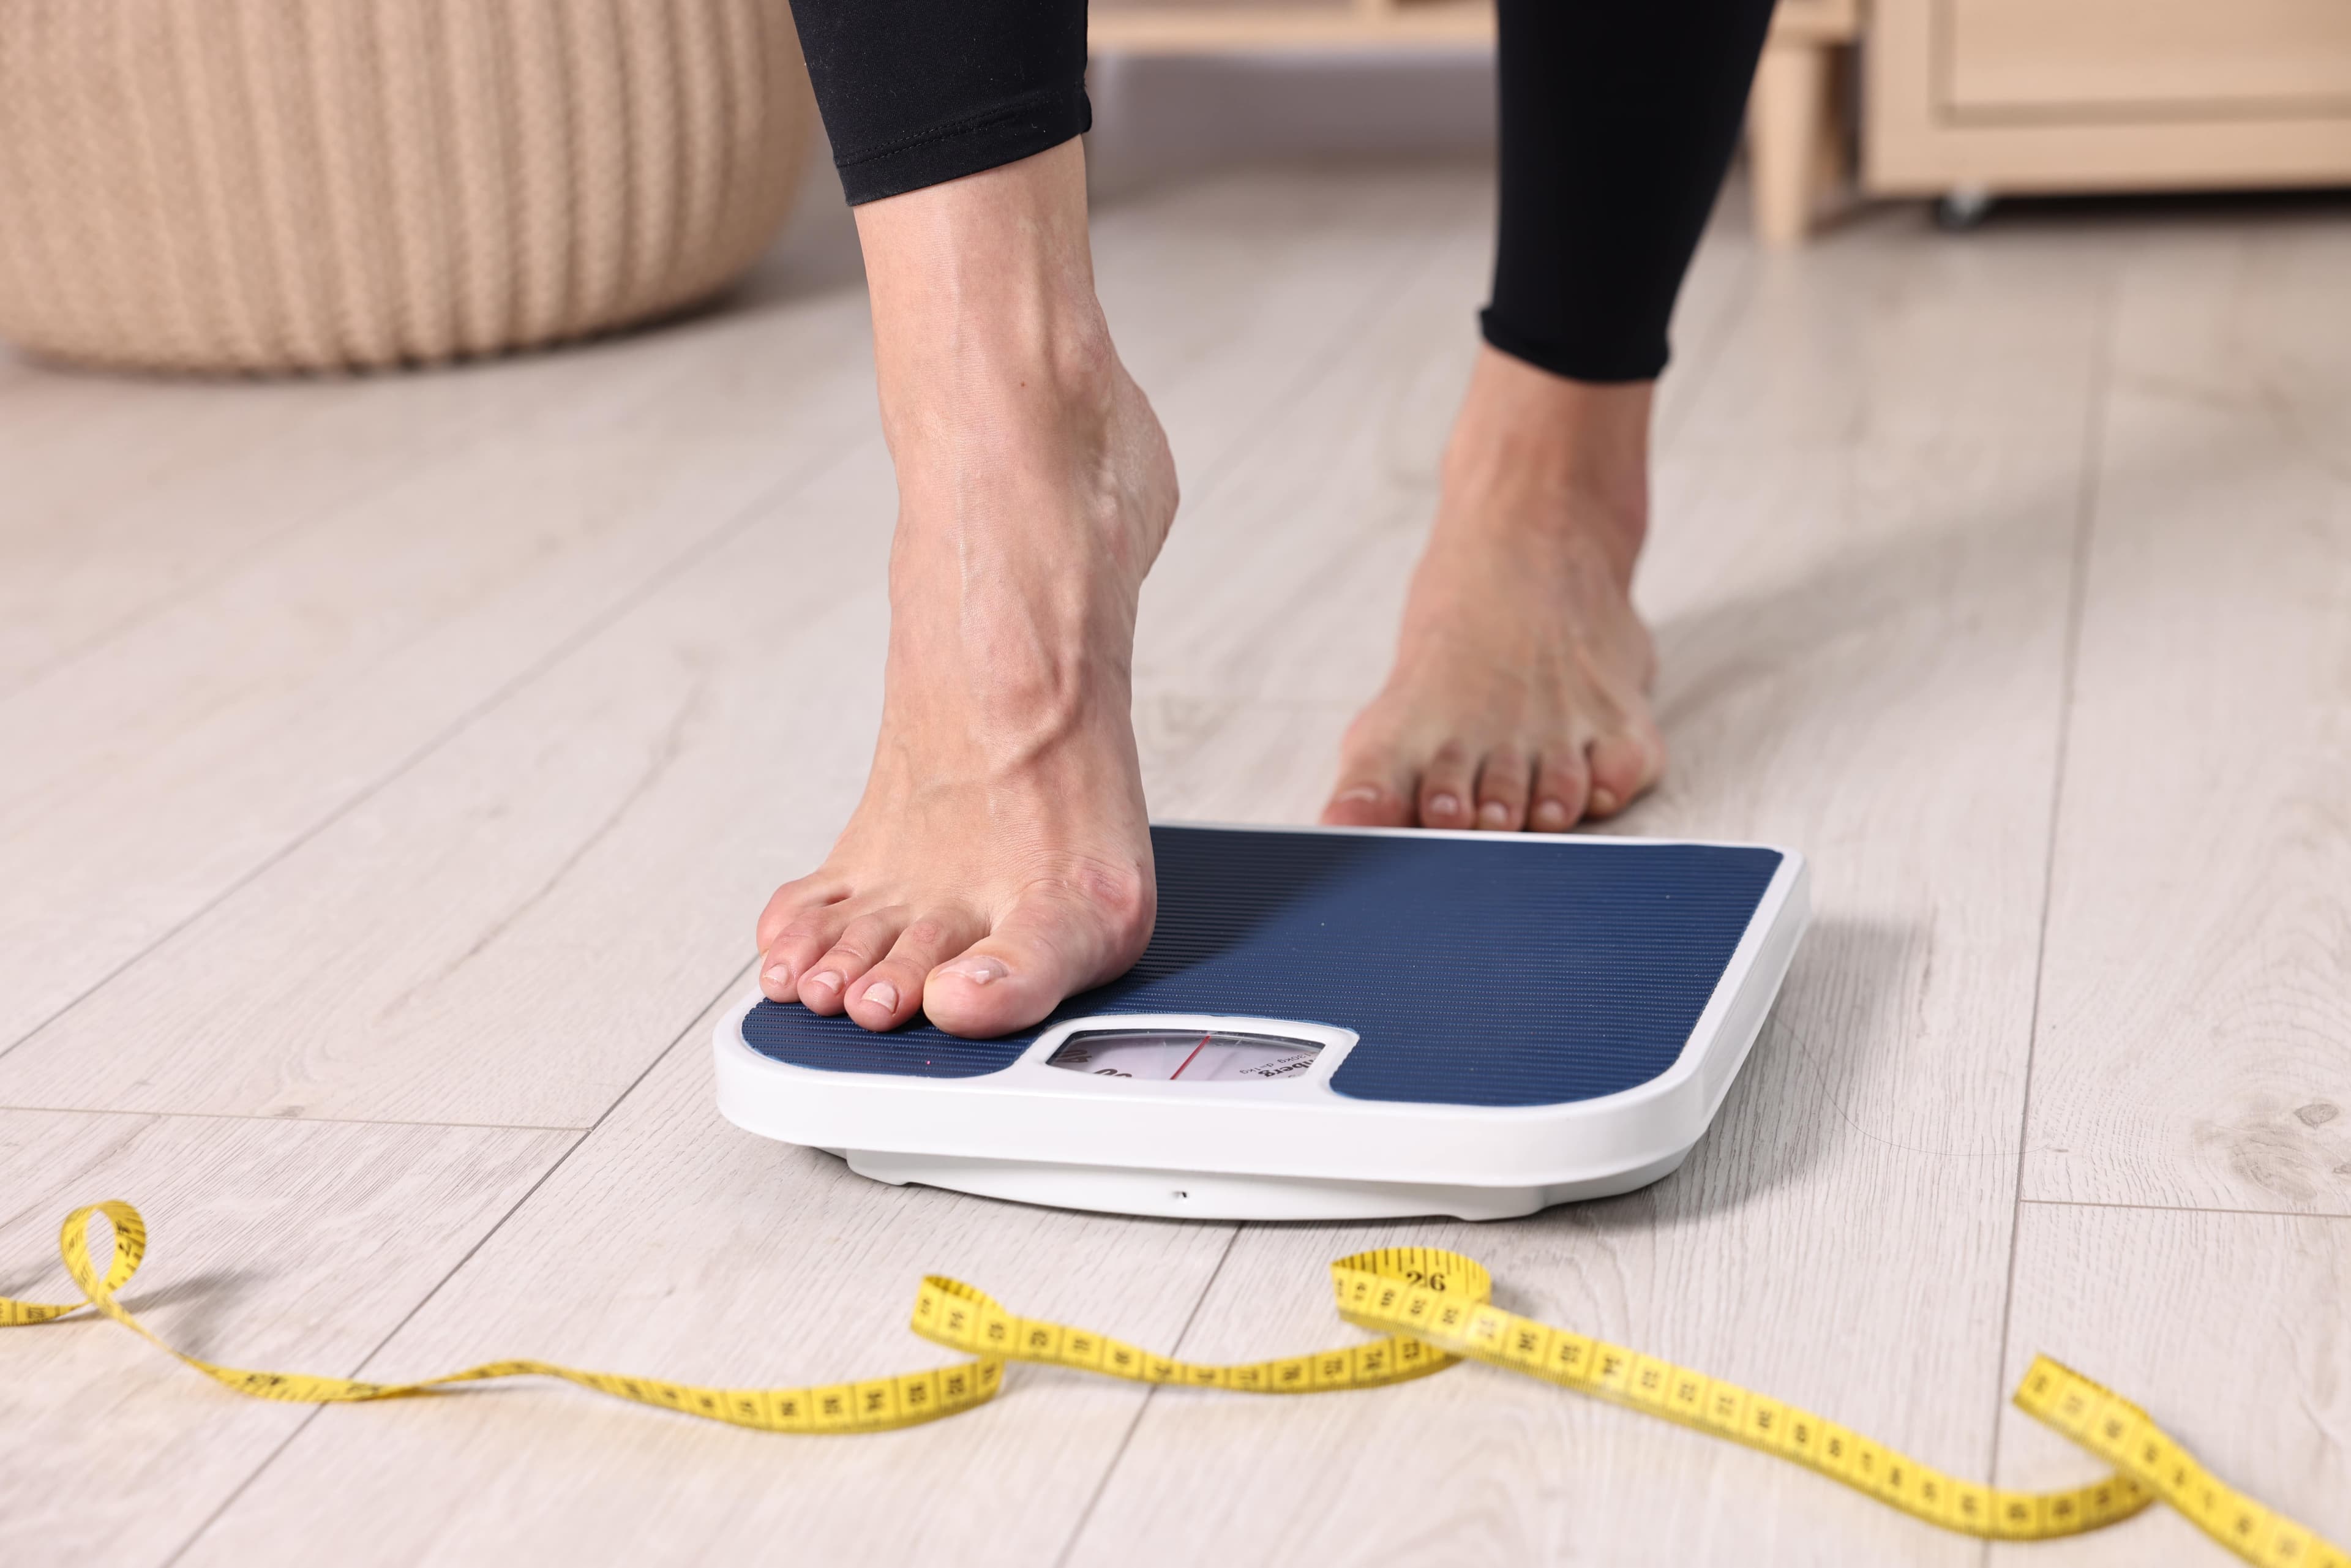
[1046,1028,1321,1085]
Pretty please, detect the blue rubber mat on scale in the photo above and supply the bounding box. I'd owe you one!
[740,827,1782,1108]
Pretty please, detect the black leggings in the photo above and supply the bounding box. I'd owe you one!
[789,0,1777,383]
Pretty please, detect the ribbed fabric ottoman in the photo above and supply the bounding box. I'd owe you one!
[0,0,814,372]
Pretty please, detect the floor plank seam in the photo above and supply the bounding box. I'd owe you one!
[1772,1015,2018,1161]
[0,441,861,1074]
[2019,1195,2351,1223]
[1654,244,1761,451]
[1166,194,1468,523]
[1,499,336,707]
[0,365,636,708]
[1979,274,2118,1552]
[1052,1223,1244,1568]
[0,1104,593,1134]
[154,960,756,1567]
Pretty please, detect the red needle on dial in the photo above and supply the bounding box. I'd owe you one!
[1170,1032,1213,1081]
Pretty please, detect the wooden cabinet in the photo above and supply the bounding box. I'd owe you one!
[1866,0,2351,201]
[1943,0,2351,111]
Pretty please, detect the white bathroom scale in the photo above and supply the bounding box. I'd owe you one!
[715,824,1809,1221]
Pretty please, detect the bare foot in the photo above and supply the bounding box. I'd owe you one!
[1323,348,1665,833]
[755,143,1177,1038]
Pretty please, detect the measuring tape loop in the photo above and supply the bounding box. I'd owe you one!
[911,1246,1484,1394]
[6,1203,2339,1566]
[1327,1258,2153,1540]
[21,1201,1000,1433]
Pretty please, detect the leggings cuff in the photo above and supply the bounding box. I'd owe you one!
[834,82,1092,204]
[1478,307,1667,384]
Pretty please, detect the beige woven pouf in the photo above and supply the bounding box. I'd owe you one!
[0,0,816,372]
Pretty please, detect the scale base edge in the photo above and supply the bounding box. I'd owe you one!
[839,1147,1691,1222]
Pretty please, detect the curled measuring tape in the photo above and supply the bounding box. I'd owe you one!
[7,1201,2341,1566]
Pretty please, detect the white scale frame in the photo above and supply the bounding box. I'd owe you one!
[716,827,1811,1222]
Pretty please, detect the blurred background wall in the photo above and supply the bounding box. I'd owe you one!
[1085,49,1496,191]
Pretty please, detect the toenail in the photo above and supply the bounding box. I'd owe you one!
[1478,801,1509,827]
[1430,792,1460,817]
[943,957,1007,986]
[762,961,793,989]
[1589,788,1618,816]
[807,970,842,993]
[861,980,898,1011]
[1532,800,1568,830]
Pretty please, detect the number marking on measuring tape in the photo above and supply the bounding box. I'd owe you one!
[6,1202,2340,1566]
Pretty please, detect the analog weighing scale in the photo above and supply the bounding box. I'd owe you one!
[715,825,1809,1221]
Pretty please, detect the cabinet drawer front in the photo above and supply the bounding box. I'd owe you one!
[1948,0,2351,113]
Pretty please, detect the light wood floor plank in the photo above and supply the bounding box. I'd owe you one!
[1071,207,2118,1567]
[165,997,1239,1567]
[0,1109,572,1565]
[0,290,883,1054]
[1132,209,1488,707]
[0,332,724,700]
[0,433,895,1124]
[1987,1202,2351,1562]
[0,200,873,702]
[2023,216,2351,1217]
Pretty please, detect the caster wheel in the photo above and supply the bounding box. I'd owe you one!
[1935,187,1996,230]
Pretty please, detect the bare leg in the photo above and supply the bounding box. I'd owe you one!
[755,141,1178,1037]
[1319,0,1778,832]
[1322,350,1663,832]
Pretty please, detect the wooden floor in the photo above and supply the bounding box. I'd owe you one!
[3,163,2346,1566]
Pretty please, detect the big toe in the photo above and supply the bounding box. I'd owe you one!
[1321,775,1412,828]
[921,888,1152,1038]
[1585,724,1665,819]
[1322,718,1415,828]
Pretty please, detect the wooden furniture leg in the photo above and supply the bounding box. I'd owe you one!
[1748,34,1829,247]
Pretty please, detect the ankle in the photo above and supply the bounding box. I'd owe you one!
[1439,348,1652,580]
[877,264,1116,413]
[855,141,1119,437]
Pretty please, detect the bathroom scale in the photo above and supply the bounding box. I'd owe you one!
[716,823,1809,1221]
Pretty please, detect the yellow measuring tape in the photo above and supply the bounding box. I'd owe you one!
[8,1199,2341,1566]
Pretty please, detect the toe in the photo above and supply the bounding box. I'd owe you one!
[798,908,909,1016]
[1415,742,1478,830]
[1321,772,1413,828]
[759,898,853,1002]
[1529,748,1592,832]
[1472,746,1532,831]
[847,910,984,1031]
[1585,727,1663,819]
[1322,716,1415,828]
[756,872,850,955]
[924,880,1153,1038]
